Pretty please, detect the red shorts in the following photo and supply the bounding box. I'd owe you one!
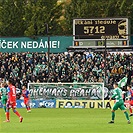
[6,100,16,109]
[129,100,133,106]
[24,98,29,105]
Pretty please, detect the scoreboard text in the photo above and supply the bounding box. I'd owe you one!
[73,18,129,40]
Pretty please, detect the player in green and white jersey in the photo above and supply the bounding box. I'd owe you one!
[108,82,130,124]
[0,82,8,112]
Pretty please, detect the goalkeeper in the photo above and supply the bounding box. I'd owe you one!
[108,82,130,124]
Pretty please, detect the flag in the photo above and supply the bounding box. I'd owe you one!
[118,77,128,88]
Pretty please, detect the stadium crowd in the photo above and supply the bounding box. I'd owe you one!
[0,52,133,89]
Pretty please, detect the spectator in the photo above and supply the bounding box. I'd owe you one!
[0,52,133,90]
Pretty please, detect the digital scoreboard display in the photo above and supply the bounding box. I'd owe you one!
[73,18,129,46]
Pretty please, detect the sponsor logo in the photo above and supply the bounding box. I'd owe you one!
[56,100,114,109]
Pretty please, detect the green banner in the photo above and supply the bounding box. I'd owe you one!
[0,36,72,53]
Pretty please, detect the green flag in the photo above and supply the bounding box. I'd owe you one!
[118,77,128,88]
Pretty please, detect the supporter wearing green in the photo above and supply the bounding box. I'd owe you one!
[0,83,8,112]
[108,82,130,124]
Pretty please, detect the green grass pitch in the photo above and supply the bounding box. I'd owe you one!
[0,108,133,133]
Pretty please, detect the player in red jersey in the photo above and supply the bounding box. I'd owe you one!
[4,79,23,122]
[22,85,31,112]
[127,85,133,116]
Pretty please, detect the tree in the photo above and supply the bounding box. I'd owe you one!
[24,0,63,36]
[0,0,133,36]
[0,0,26,36]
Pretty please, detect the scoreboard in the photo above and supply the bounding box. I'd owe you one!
[73,18,129,46]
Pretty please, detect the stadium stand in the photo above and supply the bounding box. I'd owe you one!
[0,52,133,90]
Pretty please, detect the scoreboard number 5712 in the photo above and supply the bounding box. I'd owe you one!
[84,26,105,34]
